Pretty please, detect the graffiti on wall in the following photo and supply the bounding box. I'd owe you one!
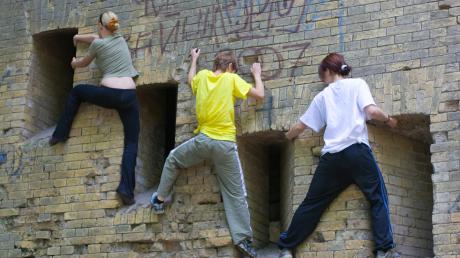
[131,0,344,80]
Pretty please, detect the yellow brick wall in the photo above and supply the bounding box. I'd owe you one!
[0,0,459,257]
[294,124,433,257]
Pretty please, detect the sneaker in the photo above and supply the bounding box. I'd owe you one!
[235,239,257,258]
[279,248,293,258]
[150,192,165,214]
[376,249,401,258]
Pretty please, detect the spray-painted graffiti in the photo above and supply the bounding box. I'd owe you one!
[131,0,345,80]
[233,42,310,80]
[238,46,284,80]
[135,0,307,36]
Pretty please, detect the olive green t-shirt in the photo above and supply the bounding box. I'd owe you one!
[88,34,138,79]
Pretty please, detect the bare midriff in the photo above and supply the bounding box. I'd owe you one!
[101,76,136,89]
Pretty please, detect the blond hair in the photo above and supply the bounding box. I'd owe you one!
[99,11,119,33]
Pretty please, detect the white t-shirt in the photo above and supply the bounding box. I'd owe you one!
[300,78,376,155]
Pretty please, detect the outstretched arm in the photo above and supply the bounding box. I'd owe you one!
[188,48,200,86]
[364,105,397,128]
[71,55,95,69]
[285,122,307,140]
[247,63,264,101]
[73,34,99,46]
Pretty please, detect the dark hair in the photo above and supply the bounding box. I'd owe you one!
[213,51,238,73]
[318,53,351,81]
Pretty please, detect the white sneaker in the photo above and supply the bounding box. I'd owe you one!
[279,248,293,258]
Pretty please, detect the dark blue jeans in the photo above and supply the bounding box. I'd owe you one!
[53,84,140,198]
[279,143,394,253]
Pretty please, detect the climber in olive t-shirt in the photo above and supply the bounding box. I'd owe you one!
[50,11,139,206]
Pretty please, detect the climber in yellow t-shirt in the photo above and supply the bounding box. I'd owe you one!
[191,62,255,141]
[151,49,265,258]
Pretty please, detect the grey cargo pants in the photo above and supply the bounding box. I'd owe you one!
[156,133,253,244]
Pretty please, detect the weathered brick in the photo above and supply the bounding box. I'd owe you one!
[0,0,459,257]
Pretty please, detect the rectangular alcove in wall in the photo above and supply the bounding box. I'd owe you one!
[368,114,433,257]
[237,132,293,249]
[29,28,77,136]
[293,114,433,257]
[135,84,178,193]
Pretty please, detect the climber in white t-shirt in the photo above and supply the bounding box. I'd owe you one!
[278,53,400,258]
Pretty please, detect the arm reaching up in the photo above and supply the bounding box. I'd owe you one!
[188,48,200,86]
[247,63,264,101]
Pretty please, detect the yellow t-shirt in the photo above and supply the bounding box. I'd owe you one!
[191,69,252,142]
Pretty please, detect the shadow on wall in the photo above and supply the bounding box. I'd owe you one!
[135,84,178,194]
[28,28,77,137]
[367,113,432,144]
[368,114,433,257]
[237,131,294,249]
[296,113,434,257]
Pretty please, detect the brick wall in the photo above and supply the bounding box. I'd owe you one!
[136,85,177,193]
[292,122,433,257]
[237,132,292,248]
[0,0,459,257]
[27,29,77,138]
[238,136,272,247]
